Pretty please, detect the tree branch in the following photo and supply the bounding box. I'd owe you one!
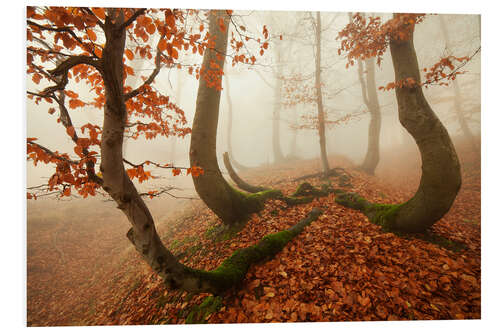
[119,8,147,31]
[124,35,164,101]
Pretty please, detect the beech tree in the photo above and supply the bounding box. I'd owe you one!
[350,12,382,175]
[26,7,313,295]
[189,10,284,227]
[334,13,479,233]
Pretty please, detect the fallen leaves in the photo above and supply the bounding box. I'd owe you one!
[27,141,480,325]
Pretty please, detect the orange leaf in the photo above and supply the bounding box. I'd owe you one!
[63,187,71,197]
[146,23,156,35]
[87,29,97,42]
[92,8,106,20]
[125,49,134,61]
[66,126,75,138]
[158,38,167,52]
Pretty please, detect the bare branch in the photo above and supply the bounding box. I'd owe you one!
[124,35,164,101]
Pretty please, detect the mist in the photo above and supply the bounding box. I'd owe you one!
[25,8,481,326]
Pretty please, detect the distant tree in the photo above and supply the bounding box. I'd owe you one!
[438,15,479,151]
[350,13,382,175]
[337,13,471,233]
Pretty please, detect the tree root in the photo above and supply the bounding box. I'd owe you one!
[183,208,323,295]
[334,189,466,252]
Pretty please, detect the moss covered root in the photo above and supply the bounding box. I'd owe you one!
[334,189,465,251]
[183,208,322,295]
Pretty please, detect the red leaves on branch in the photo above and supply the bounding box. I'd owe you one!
[337,13,425,67]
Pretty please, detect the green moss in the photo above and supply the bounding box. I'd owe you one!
[366,203,404,230]
[182,209,321,294]
[335,191,370,211]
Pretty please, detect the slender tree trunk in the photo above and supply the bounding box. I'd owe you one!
[189,10,266,226]
[438,15,478,151]
[272,49,285,164]
[386,17,462,232]
[224,75,234,159]
[314,12,330,175]
[99,9,211,292]
[223,75,248,171]
[358,57,382,174]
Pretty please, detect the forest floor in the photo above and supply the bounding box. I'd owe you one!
[26,139,480,326]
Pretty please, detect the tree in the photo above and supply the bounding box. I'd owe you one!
[337,13,463,233]
[351,13,382,175]
[27,7,310,295]
[312,12,330,176]
[189,10,281,227]
[438,15,479,151]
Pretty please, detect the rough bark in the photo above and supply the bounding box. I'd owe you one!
[335,18,461,233]
[189,10,265,226]
[358,57,382,174]
[313,12,330,175]
[98,9,205,293]
[97,9,323,295]
[438,15,478,151]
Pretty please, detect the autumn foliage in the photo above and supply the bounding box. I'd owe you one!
[26,7,269,200]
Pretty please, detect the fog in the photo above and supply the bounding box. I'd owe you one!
[27,11,480,199]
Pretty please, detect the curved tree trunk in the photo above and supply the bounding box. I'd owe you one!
[336,17,462,234]
[189,10,265,226]
[358,57,382,174]
[314,12,330,175]
[384,18,461,232]
[223,152,269,193]
[97,9,318,296]
[98,9,212,293]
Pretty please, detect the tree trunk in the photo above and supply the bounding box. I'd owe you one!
[223,75,249,171]
[385,18,462,232]
[336,17,462,234]
[438,15,478,151]
[189,10,266,226]
[314,12,330,175]
[98,9,213,293]
[358,57,382,175]
[272,49,285,164]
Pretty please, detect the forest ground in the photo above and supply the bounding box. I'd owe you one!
[26,138,480,326]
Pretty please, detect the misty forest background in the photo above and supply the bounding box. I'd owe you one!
[23,5,486,327]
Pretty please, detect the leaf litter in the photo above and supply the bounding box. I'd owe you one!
[26,141,480,325]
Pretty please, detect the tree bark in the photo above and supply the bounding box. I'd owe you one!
[384,17,462,232]
[358,57,382,175]
[336,19,462,233]
[223,152,269,193]
[314,12,330,175]
[98,9,209,293]
[189,10,265,226]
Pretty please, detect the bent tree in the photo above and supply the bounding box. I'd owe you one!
[27,7,320,295]
[337,14,462,233]
[189,10,282,226]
